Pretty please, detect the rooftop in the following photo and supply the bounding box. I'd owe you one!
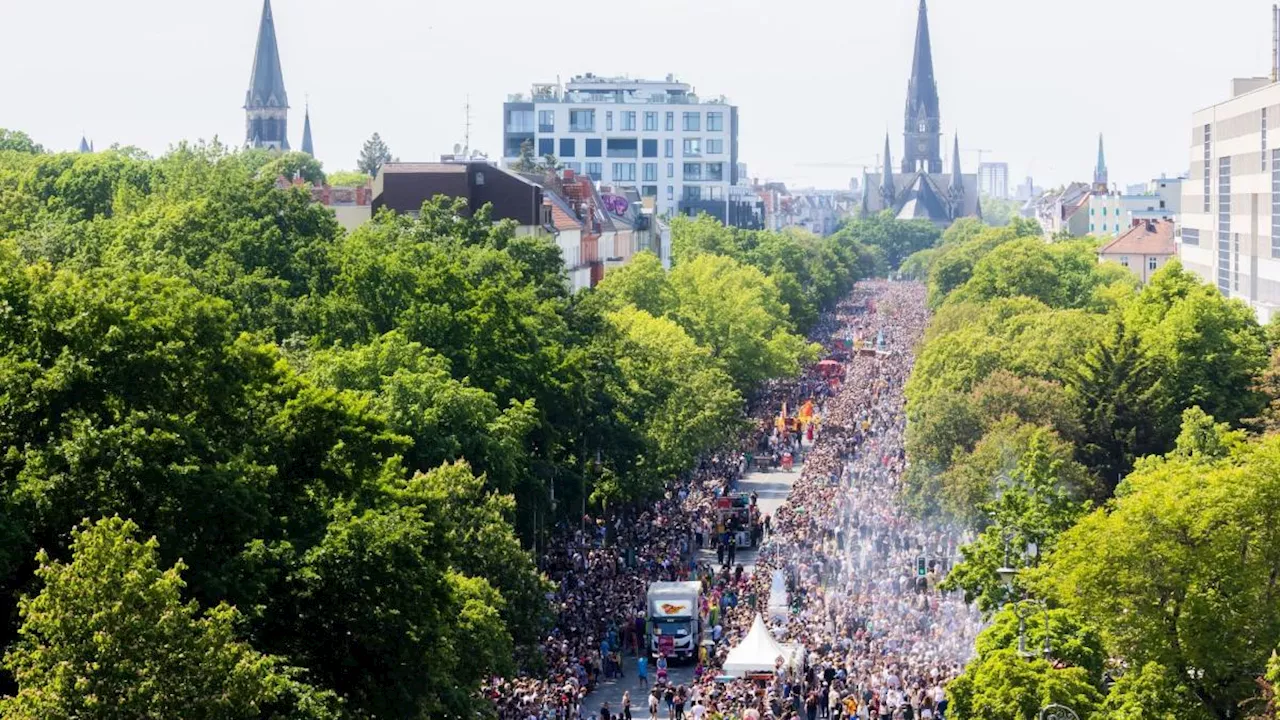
[508,73,729,106]
[1099,219,1176,256]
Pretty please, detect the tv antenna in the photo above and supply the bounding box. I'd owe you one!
[463,95,472,156]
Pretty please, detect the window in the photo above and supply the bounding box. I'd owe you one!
[622,111,636,131]
[1120,256,1129,267]
[1204,124,1211,213]
[1102,207,1107,216]
[1090,208,1095,216]
[606,111,613,131]
[506,109,533,132]
[706,162,724,181]
[1182,228,1200,246]
[1273,149,1280,257]
[642,139,658,158]
[1090,223,1095,232]
[667,162,674,178]
[644,112,659,131]
[1116,224,1120,233]
[1265,108,1269,172]
[683,138,702,156]
[707,139,724,155]
[707,186,724,201]
[643,163,658,182]
[667,186,674,201]
[538,138,554,157]
[683,185,702,201]
[642,185,657,197]
[538,110,555,133]
[586,139,602,157]
[570,109,595,132]
[1219,155,1232,294]
[683,112,701,131]
[707,112,723,131]
[666,112,675,131]
[475,171,485,186]
[1148,256,1158,271]
[606,138,638,158]
[683,162,702,181]
[560,138,576,158]
[612,163,636,182]
[664,139,674,158]
[585,162,602,181]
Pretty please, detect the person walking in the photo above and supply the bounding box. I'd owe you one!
[622,690,633,720]
[648,687,660,720]
[637,655,648,689]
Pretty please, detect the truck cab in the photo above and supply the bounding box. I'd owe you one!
[646,581,702,661]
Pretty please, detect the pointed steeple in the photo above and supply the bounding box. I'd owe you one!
[246,0,288,110]
[880,134,897,208]
[1093,133,1108,192]
[950,134,964,192]
[244,0,290,150]
[301,103,314,156]
[903,0,942,174]
[77,135,90,153]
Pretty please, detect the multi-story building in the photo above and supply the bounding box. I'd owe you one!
[1181,80,1280,321]
[978,162,1010,199]
[1099,219,1177,284]
[1088,178,1183,237]
[501,74,741,224]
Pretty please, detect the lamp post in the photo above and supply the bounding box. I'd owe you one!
[1039,703,1079,720]
[996,555,1052,662]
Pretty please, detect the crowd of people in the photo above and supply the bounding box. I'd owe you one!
[489,281,982,720]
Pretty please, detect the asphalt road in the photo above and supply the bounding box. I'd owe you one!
[579,461,802,718]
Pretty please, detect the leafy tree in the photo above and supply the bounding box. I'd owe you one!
[0,130,43,154]
[670,213,740,265]
[832,210,940,270]
[357,132,393,176]
[0,517,339,720]
[941,424,1091,612]
[1100,662,1210,720]
[258,150,325,185]
[975,606,1108,683]
[511,139,539,173]
[1037,432,1280,720]
[325,170,369,188]
[668,253,818,392]
[946,649,1102,720]
[593,250,678,317]
[1066,320,1169,493]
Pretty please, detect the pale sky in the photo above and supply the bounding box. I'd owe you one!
[1,0,1272,190]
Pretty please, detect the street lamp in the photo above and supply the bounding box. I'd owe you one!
[996,560,1052,662]
[1039,703,1079,720]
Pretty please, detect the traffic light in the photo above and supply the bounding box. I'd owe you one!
[916,555,927,577]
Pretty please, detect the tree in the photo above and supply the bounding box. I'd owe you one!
[357,133,393,176]
[668,253,818,391]
[0,517,339,720]
[1036,431,1280,720]
[832,211,940,270]
[1066,320,1169,493]
[258,151,325,185]
[325,170,369,188]
[593,250,678,317]
[0,130,43,154]
[1100,662,1210,720]
[945,649,1102,720]
[511,139,539,173]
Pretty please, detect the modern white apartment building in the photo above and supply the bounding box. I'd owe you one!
[502,74,749,225]
[1181,81,1280,322]
[1087,178,1182,237]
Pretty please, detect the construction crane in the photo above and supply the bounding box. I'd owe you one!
[962,148,994,169]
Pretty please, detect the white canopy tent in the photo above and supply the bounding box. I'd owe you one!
[722,614,788,678]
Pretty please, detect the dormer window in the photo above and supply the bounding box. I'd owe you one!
[919,121,927,133]
[475,172,485,185]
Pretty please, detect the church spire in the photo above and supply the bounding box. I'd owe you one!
[1093,133,1108,193]
[244,0,290,150]
[301,103,314,156]
[78,135,90,153]
[950,134,964,193]
[880,134,897,207]
[903,0,942,174]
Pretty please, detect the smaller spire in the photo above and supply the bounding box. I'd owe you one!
[880,134,897,206]
[1093,133,1108,192]
[301,102,314,156]
[78,135,90,153]
[951,134,964,193]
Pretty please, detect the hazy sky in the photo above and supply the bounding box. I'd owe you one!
[2,0,1273,190]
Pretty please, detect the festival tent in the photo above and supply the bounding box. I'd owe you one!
[722,614,788,678]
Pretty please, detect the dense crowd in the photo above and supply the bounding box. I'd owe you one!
[489,281,982,720]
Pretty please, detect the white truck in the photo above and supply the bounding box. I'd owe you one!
[647,581,702,662]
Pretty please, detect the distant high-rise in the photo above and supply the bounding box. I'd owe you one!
[244,0,290,150]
